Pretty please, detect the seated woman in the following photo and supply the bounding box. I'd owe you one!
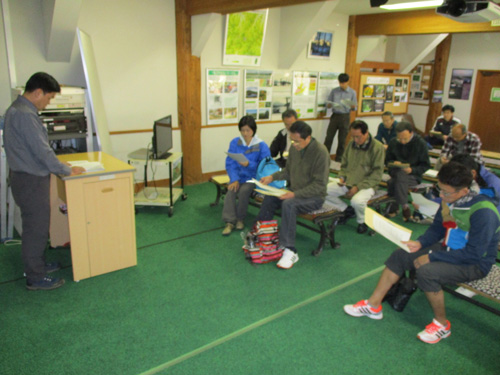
[222,116,270,236]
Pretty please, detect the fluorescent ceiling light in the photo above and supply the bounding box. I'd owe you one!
[380,1,443,10]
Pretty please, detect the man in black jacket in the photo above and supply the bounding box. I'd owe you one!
[270,109,297,168]
[386,121,431,221]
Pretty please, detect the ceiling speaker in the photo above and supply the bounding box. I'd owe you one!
[370,0,389,7]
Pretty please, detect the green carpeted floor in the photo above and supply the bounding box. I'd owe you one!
[1,182,499,375]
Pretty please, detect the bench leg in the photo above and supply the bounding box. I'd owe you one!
[311,221,328,257]
[210,183,225,207]
[311,218,341,257]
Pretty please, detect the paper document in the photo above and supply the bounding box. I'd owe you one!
[68,160,105,172]
[388,162,410,169]
[410,192,440,218]
[424,169,439,178]
[327,101,346,110]
[248,178,287,197]
[341,99,357,108]
[365,207,412,252]
[225,152,248,163]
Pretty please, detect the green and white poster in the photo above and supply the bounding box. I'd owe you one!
[490,87,500,102]
[292,71,318,118]
[244,70,273,121]
[206,69,240,125]
[271,70,293,121]
[223,10,269,66]
[317,72,340,118]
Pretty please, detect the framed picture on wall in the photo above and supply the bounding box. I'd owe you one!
[307,31,333,59]
[449,69,474,100]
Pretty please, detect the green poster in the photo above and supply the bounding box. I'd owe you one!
[490,87,500,102]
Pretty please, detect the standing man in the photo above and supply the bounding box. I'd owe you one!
[270,109,297,168]
[385,121,431,221]
[3,72,85,290]
[375,111,397,149]
[343,162,500,344]
[326,120,384,234]
[256,121,330,269]
[324,73,357,162]
[439,123,484,168]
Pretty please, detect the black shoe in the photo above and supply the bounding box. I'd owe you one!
[26,275,65,291]
[338,206,355,225]
[357,223,368,234]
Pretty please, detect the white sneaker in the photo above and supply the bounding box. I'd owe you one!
[417,319,451,344]
[277,248,299,269]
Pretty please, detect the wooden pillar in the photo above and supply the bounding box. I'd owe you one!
[425,34,452,133]
[345,15,359,125]
[176,0,203,184]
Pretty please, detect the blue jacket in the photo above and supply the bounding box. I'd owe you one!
[418,194,500,275]
[480,166,500,212]
[226,135,270,184]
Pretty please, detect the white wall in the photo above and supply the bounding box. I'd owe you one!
[1,0,178,181]
[199,7,349,174]
[442,33,500,127]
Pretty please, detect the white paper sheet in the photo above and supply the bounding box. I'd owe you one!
[410,192,440,218]
[225,152,249,163]
[365,207,412,252]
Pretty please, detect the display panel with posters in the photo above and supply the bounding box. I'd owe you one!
[410,63,433,103]
[206,69,240,125]
[244,70,273,121]
[291,71,318,118]
[223,10,269,67]
[358,73,411,116]
[317,72,340,118]
[271,70,293,121]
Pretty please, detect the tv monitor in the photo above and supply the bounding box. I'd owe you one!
[152,115,173,160]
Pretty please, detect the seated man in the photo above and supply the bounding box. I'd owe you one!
[375,111,397,149]
[439,123,484,168]
[270,109,297,168]
[344,162,500,344]
[255,121,330,269]
[427,104,461,147]
[325,120,384,234]
[386,121,431,221]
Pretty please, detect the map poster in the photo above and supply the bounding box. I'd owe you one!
[206,69,240,125]
[244,70,273,121]
[223,10,269,66]
[317,72,340,118]
[291,71,318,118]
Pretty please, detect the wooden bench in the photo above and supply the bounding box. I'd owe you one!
[443,263,500,316]
[209,175,400,256]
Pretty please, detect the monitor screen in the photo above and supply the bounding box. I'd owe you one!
[152,115,173,159]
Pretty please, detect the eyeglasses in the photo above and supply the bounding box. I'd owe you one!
[436,185,459,197]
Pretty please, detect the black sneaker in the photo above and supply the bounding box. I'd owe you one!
[45,262,62,273]
[26,276,65,291]
[357,223,368,234]
[338,206,356,225]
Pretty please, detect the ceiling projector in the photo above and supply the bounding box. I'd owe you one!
[436,0,500,22]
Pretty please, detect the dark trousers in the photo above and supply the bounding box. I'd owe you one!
[10,171,50,282]
[387,168,419,206]
[385,244,485,292]
[324,113,350,161]
[255,195,324,251]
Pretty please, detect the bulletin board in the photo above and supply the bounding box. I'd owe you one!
[358,73,411,116]
[410,63,433,103]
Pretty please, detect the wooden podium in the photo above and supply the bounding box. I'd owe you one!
[56,152,137,281]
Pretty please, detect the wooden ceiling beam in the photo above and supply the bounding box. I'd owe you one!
[354,9,500,36]
[186,0,324,16]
